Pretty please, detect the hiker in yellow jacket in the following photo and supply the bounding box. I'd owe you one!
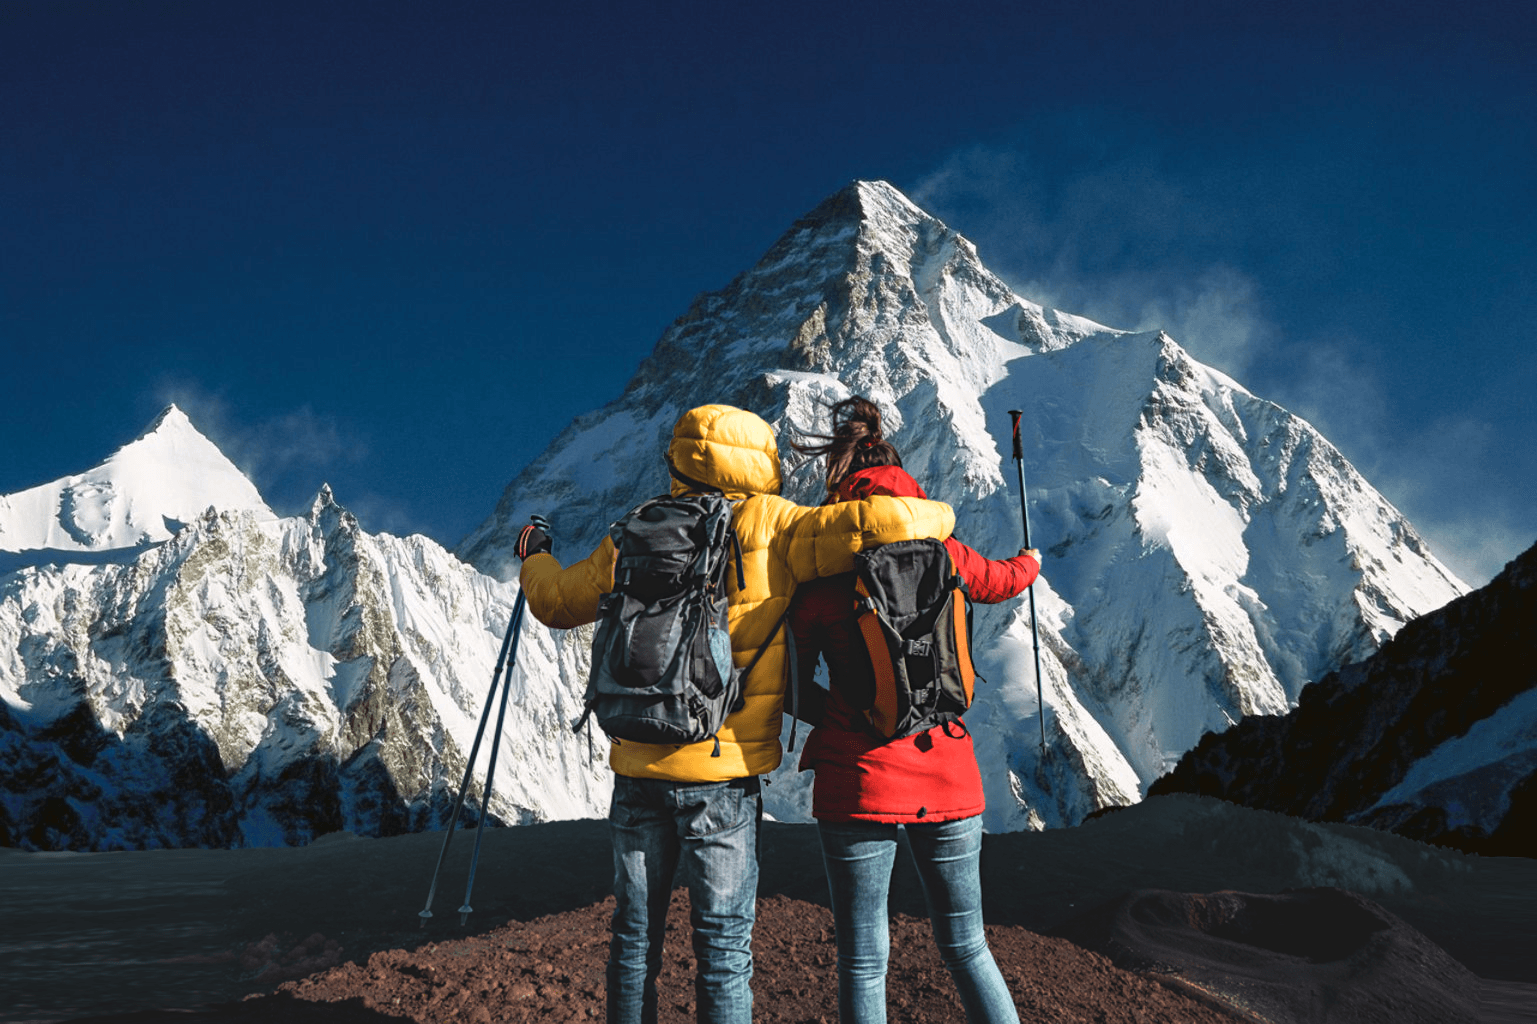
[515,404,954,1024]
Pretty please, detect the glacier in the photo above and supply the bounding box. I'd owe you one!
[0,180,1468,847]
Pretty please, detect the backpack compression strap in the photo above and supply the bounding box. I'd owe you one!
[951,575,976,706]
[853,576,901,738]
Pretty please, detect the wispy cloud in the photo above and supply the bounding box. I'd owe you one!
[910,138,1274,380]
[1385,424,1529,588]
[1259,339,1521,587]
[151,378,369,518]
[910,140,1524,588]
[331,489,431,541]
[1130,266,1272,380]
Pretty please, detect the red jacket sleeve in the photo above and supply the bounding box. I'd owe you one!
[944,537,1038,604]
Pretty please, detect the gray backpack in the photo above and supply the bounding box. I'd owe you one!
[574,492,752,754]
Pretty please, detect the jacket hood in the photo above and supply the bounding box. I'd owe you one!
[835,465,928,502]
[667,405,783,499]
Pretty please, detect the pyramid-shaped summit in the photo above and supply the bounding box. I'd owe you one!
[0,404,273,558]
[620,181,1106,414]
[459,180,1107,572]
[462,179,1466,830]
[0,407,603,851]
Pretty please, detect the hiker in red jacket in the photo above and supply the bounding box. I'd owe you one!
[789,397,1039,1024]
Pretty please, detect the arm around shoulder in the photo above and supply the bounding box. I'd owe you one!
[776,495,956,584]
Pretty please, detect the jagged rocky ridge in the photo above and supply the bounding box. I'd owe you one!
[1150,540,1537,857]
[0,411,606,849]
[460,180,1467,831]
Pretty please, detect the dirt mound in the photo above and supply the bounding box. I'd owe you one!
[64,891,1235,1023]
[1051,887,1481,1023]
[275,891,1238,1024]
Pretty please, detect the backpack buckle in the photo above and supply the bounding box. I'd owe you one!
[904,639,932,657]
[686,693,707,721]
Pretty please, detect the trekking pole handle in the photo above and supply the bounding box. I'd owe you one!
[1007,411,1032,549]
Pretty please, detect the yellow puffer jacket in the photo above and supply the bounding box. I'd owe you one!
[519,404,955,782]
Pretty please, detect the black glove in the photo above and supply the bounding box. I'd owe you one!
[515,515,553,560]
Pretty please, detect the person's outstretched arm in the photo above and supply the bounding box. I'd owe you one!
[946,538,1040,604]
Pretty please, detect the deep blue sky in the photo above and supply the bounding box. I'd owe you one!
[2,0,1532,586]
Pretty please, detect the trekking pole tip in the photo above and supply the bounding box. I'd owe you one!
[418,909,432,927]
[458,905,473,926]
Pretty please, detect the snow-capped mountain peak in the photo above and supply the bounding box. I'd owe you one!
[0,404,273,561]
[0,431,605,849]
[460,179,1467,830]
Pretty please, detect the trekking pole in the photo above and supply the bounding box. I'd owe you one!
[457,590,528,926]
[417,589,527,927]
[1007,410,1048,755]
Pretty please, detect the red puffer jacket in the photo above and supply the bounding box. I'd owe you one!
[792,466,1039,823]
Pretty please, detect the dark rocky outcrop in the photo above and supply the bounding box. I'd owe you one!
[1152,540,1537,857]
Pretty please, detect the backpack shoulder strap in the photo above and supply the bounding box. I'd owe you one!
[739,604,791,686]
[736,603,808,750]
[726,499,746,592]
[666,460,720,494]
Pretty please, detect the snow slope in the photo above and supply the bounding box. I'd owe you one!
[0,406,272,567]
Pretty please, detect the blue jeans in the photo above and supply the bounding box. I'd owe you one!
[818,816,1019,1024]
[607,774,761,1024]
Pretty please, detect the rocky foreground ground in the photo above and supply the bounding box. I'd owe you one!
[7,797,1535,1023]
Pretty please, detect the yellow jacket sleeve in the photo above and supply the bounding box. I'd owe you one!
[517,536,617,629]
[768,494,956,584]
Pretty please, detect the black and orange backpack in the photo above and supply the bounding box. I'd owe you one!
[849,538,978,740]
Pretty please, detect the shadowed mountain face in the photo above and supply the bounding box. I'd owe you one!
[1152,540,1537,857]
[1,182,1468,848]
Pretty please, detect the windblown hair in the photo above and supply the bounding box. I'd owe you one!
[790,396,903,495]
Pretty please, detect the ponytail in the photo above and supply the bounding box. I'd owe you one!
[790,396,902,495]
